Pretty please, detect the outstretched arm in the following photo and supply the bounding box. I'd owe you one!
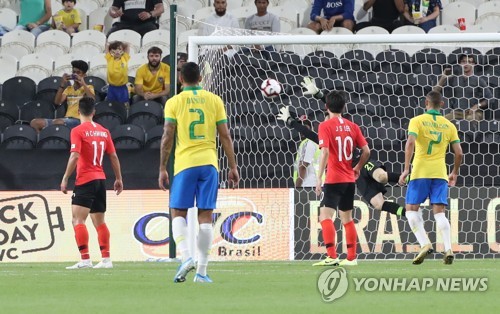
[277,106,319,143]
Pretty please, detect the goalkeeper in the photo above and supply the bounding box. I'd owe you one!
[278,77,406,217]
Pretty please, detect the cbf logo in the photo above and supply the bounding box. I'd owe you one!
[0,195,65,261]
[317,267,349,302]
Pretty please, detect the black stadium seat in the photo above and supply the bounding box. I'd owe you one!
[0,125,37,150]
[94,101,128,131]
[37,125,71,150]
[18,100,56,124]
[1,76,37,107]
[0,100,19,132]
[145,125,164,149]
[126,100,164,131]
[111,124,145,149]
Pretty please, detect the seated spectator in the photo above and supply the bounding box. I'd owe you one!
[198,0,240,36]
[52,0,81,35]
[176,53,188,94]
[14,0,52,37]
[31,60,95,132]
[308,0,355,33]
[108,0,164,36]
[106,41,131,105]
[133,47,171,105]
[244,0,280,51]
[433,54,493,123]
[355,0,404,33]
[402,0,441,33]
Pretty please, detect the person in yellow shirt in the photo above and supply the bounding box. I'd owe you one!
[52,0,81,35]
[133,46,170,105]
[30,60,95,132]
[105,41,130,104]
[158,62,239,283]
[399,91,463,266]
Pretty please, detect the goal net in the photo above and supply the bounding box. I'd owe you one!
[185,24,500,261]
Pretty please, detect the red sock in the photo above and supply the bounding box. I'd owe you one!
[74,224,89,260]
[320,219,337,258]
[96,223,110,258]
[344,221,357,261]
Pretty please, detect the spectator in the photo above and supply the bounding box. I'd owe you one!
[198,0,240,36]
[293,119,320,188]
[133,46,171,105]
[105,41,131,105]
[244,0,280,51]
[308,0,355,33]
[52,0,81,35]
[402,0,441,33]
[31,60,95,132]
[14,0,52,37]
[175,53,188,94]
[433,54,493,123]
[108,0,164,36]
[355,0,404,33]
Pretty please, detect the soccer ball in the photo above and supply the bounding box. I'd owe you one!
[260,78,282,98]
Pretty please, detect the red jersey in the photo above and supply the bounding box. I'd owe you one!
[318,116,368,184]
[70,121,115,185]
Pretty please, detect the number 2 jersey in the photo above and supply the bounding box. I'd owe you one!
[70,121,115,185]
[408,110,460,181]
[318,116,368,184]
[164,86,228,176]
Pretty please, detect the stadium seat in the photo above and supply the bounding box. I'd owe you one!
[0,8,17,29]
[35,76,61,104]
[340,49,375,72]
[177,29,200,54]
[75,0,101,15]
[302,50,340,79]
[1,76,37,107]
[128,53,148,77]
[268,6,300,33]
[477,0,500,17]
[232,124,256,151]
[231,6,257,28]
[374,49,412,74]
[85,75,107,101]
[390,25,426,56]
[140,29,170,54]
[255,124,296,152]
[465,23,500,34]
[18,100,56,125]
[108,29,142,54]
[0,99,19,132]
[354,26,390,56]
[144,124,164,149]
[52,54,82,77]
[159,6,192,33]
[88,54,107,81]
[192,6,215,29]
[16,53,54,84]
[37,124,71,149]
[442,2,477,27]
[88,7,116,33]
[126,100,164,131]
[111,124,146,149]
[76,7,88,30]
[35,30,71,57]
[0,30,35,58]
[0,124,37,149]
[0,54,18,84]
[70,30,106,57]
[412,48,447,76]
[94,101,128,131]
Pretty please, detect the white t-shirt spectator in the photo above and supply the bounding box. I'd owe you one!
[244,12,280,32]
[294,139,320,187]
[198,12,240,36]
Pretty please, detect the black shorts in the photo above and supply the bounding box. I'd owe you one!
[72,179,107,213]
[356,160,387,203]
[321,183,356,211]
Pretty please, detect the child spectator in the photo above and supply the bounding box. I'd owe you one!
[52,0,81,35]
[105,41,131,105]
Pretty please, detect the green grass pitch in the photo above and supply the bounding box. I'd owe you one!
[0,260,497,314]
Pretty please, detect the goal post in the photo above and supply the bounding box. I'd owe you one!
[183,30,500,261]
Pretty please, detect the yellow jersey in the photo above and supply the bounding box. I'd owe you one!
[56,9,81,27]
[63,84,95,118]
[408,109,460,181]
[105,52,129,86]
[164,86,227,175]
[134,63,171,94]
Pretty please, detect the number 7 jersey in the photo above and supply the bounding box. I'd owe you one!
[318,116,368,184]
[164,86,228,176]
[70,121,116,185]
[407,110,460,181]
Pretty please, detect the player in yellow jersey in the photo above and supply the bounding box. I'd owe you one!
[399,91,463,265]
[105,41,130,105]
[158,62,239,283]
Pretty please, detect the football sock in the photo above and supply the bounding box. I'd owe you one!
[381,201,406,217]
[172,217,190,262]
[343,221,357,261]
[434,212,452,251]
[320,219,337,259]
[387,172,400,184]
[96,223,110,258]
[197,223,214,276]
[406,211,430,247]
[74,224,89,260]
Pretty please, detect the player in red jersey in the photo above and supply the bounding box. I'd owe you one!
[313,90,371,267]
[60,97,123,269]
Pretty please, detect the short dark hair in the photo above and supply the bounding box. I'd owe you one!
[62,0,76,3]
[177,52,188,61]
[78,97,95,116]
[71,60,89,73]
[426,91,442,108]
[458,54,476,64]
[181,62,200,85]
[109,41,124,51]
[147,46,162,55]
[325,90,346,113]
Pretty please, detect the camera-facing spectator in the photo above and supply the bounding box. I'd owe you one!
[52,0,81,35]
[308,0,355,33]
[133,46,171,105]
[402,0,441,33]
[108,0,164,36]
[355,0,404,33]
[14,0,52,37]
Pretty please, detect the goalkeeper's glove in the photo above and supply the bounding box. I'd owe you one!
[300,77,324,99]
[277,106,294,126]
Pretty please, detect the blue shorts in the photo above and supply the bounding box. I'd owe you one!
[107,85,129,103]
[46,117,80,129]
[406,179,448,205]
[169,165,218,210]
